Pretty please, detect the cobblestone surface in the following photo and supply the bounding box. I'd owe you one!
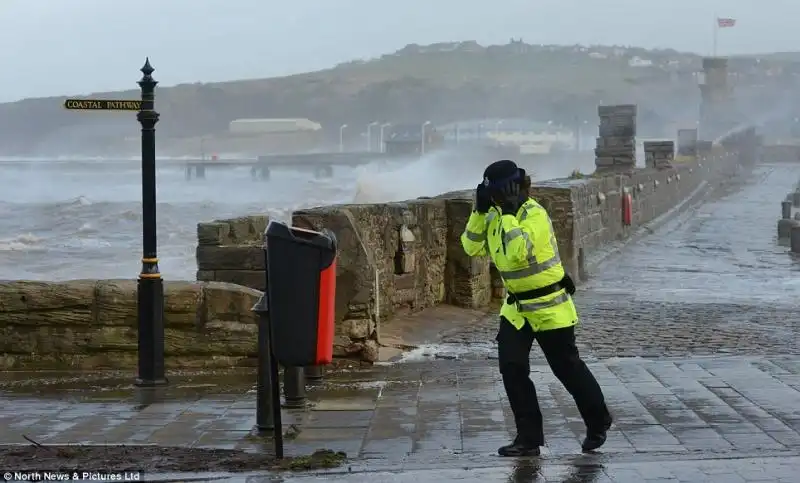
[433,164,800,360]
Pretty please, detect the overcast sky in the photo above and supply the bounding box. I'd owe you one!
[0,0,797,102]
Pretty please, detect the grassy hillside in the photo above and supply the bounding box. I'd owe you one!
[0,41,785,155]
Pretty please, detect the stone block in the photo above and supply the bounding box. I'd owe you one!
[164,325,256,356]
[196,215,268,246]
[598,123,636,138]
[0,280,96,313]
[201,282,261,326]
[86,326,137,352]
[226,216,269,244]
[196,222,230,246]
[196,245,265,271]
[0,325,38,353]
[94,280,137,326]
[196,270,215,282]
[344,318,373,339]
[362,340,380,362]
[164,281,203,328]
[0,307,94,327]
[210,270,265,291]
[596,136,634,149]
[598,104,637,117]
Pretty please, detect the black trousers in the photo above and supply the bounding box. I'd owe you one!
[496,316,611,446]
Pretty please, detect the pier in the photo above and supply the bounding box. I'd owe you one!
[183,151,392,180]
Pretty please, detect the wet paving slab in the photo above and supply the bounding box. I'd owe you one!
[36,453,796,482]
[215,455,800,482]
[2,357,800,475]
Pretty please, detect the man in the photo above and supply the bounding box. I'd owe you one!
[460,159,612,457]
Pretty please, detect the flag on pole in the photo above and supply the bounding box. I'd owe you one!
[717,18,736,28]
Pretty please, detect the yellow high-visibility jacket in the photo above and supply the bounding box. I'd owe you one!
[460,199,577,331]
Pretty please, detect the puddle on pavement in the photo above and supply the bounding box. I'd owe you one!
[0,370,257,401]
[380,343,496,364]
[0,366,388,407]
[307,384,381,406]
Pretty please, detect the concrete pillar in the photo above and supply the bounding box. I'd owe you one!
[643,141,674,170]
[791,224,800,253]
[782,201,792,220]
[595,104,637,172]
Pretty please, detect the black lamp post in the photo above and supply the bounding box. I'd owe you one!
[135,58,167,387]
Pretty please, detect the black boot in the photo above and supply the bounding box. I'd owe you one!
[498,437,541,457]
[581,416,613,452]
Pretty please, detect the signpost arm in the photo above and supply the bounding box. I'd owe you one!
[135,58,166,387]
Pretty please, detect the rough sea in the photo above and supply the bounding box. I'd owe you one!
[0,153,496,281]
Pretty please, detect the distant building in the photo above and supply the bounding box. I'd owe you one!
[383,124,443,155]
[228,118,322,135]
[628,56,653,67]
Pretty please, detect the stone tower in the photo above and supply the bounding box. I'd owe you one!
[699,57,730,140]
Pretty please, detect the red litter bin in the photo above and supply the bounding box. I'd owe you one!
[265,221,337,366]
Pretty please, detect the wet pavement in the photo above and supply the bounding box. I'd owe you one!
[433,163,800,361]
[237,456,800,482]
[4,164,800,481]
[2,357,800,480]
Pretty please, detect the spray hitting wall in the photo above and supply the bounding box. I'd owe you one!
[350,148,601,204]
[352,150,486,203]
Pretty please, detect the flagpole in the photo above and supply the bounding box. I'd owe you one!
[712,13,718,57]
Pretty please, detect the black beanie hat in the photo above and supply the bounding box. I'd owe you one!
[483,160,520,186]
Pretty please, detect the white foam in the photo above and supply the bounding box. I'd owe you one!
[0,233,44,252]
[380,343,493,364]
[353,151,481,203]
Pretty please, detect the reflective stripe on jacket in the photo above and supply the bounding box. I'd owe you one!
[460,199,577,332]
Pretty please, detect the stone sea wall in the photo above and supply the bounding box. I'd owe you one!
[0,280,261,370]
[195,126,758,362]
